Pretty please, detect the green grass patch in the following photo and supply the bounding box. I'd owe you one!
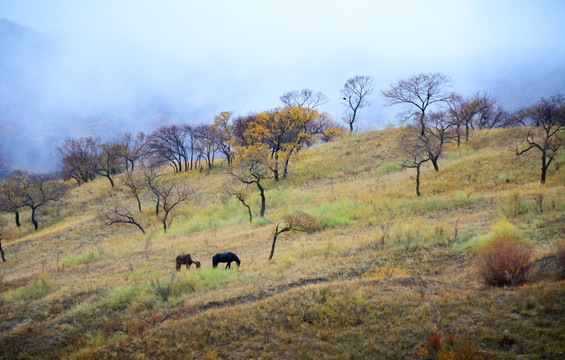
[59,249,103,269]
[100,284,143,311]
[1,272,55,304]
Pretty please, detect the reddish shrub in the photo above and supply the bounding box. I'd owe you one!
[477,236,532,287]
[427,332,442,352]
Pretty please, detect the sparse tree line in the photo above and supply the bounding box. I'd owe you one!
[381,72,564,196]
[0,75,563,259]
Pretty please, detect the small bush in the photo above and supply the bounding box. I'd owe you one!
[477,225,532,287]
[151,274,176,302]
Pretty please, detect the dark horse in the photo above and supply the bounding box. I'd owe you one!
[175,253,201,271]
[212,252,241,269]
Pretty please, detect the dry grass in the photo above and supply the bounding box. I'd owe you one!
[0,127,564,359]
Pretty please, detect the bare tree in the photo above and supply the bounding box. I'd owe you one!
[96,142,123,188]
[147,125,190,173]
[222,183,253,223]
[399,127,432,197]
[0,171,26,227]
[383,72,451,136]
[151,180,193,233]
[448,92,500,144]
[341,76,375,133]
[57,137,99,185]
[269,212,319,260]
[99,206,145,234]
[121,172,146,213]
[143,167,164,216]
[194,124,219,170]
[119,132,147,172]
[229,148,273,218]
[280,89,328,112]
[423,110,455,171]
[20,173,67,230]
[514,95,565,184]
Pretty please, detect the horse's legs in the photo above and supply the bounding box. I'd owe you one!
[225,262,230,269]
[187,263,191,269]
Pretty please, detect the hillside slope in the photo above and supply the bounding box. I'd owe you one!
[0,128,564,359]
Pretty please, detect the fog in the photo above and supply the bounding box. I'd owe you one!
[1,0,564,174]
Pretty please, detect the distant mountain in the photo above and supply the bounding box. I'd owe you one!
[0,18,209,176]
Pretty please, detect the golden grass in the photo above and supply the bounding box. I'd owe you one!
[0,127,564,359]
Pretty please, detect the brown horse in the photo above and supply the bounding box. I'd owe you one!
[175,253,201,271]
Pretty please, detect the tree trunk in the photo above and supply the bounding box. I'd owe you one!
[257,181,266,218]
[541,152,547,185]
[0,239,5,262]
[269,233,278,260]
[162,211,168,233]
[15,210,21,227]
[135,195,142,213]
[31,207,39,231]
[237,195,252,222]
[419,112,426,136]
[106,174,115,188]
[416,163,422,197]
[155,197,160,216]
[430,156,440,172]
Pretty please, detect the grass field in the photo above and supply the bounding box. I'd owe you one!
[1,127,564,359]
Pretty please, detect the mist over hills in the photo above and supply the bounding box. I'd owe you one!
[1,17,564,176]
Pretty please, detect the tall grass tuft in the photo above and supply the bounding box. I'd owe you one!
[59,249,103,270]
[1,271,55,304]
[476,220,532,287]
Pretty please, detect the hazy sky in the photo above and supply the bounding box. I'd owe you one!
[1,0,565,150]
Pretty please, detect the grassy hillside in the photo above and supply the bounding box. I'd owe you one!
[1,127,564,359]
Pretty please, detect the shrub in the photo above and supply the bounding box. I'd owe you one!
[477,230,532,287]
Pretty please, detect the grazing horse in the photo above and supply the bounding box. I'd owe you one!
[175,253,201,271]
[212,252,241,269]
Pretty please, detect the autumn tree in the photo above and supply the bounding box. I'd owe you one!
[341,76,375,133]
[237,107,342,181]
[383,72,451,136]
[212,112,234,165]
[20,173,67,230]
[514,95,565,184]
[0,170,26,227]
[269,212,320,260]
